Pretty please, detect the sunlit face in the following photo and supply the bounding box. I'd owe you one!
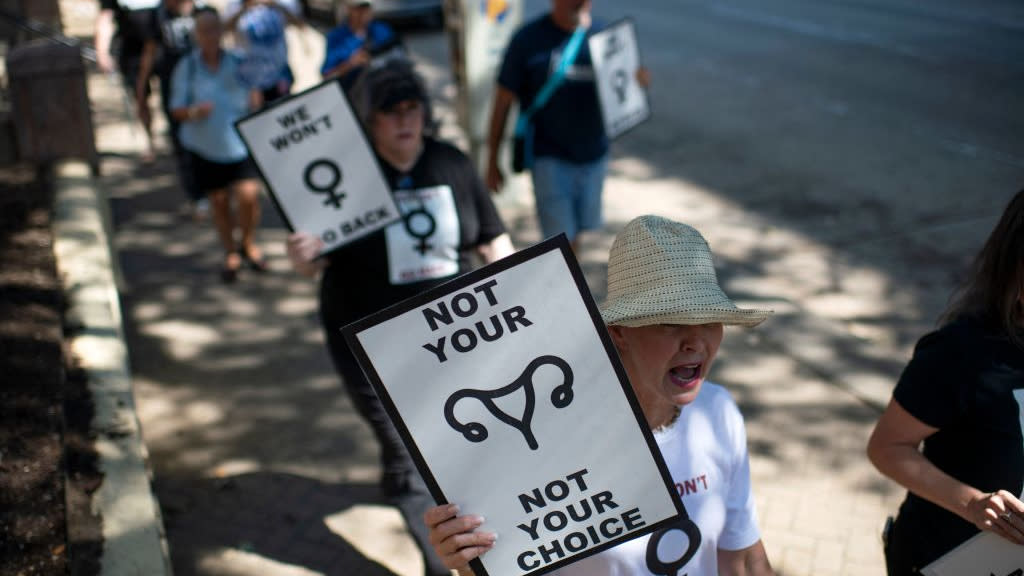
[371,99,424,164]
[551,0,591,25]
[194,12,222,55]
[609,323,724,429]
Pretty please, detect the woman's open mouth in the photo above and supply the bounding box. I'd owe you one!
[668,364,701,390]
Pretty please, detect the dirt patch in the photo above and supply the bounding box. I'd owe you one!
[0,165,102,576]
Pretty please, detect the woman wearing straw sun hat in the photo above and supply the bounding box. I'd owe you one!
[423,215,777,575]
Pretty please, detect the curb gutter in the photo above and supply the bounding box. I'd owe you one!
[52,161,173,576]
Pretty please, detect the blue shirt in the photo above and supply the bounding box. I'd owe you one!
[226,0,298,90]
[320,20,397,90]
[170,50,252,163]
[497,14,608,164]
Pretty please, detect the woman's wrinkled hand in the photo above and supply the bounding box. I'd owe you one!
[424,504,496,575]
[286,232,326,277]
[966,489,1024,545]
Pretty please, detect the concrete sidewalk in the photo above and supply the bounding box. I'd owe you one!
[58,0,952,573]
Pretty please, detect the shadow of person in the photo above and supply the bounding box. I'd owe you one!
[153,470,423,576]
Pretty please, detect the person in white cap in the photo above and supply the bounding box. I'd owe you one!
[423,215,776,575]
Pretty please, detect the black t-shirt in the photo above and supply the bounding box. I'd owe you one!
[100,0,160,64]
[319,137,506,331]
[150,2,198,78]
[891,316,1024,565]
[497,14,608,164]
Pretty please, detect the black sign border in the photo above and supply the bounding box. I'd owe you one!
[590,17,652,141]
[342,234,688,576]
[233,79,400,259]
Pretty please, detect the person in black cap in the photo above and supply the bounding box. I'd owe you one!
[286,58,513,575]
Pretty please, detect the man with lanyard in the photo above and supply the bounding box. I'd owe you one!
[485,0,650,252]
[95,0,161,162]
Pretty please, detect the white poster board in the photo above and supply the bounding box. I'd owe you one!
[588,19,650,140]
[235,80,400,256]
[921,531,1024,576]
[343,236,687,576]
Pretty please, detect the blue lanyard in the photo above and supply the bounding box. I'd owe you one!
[516,25,588,133]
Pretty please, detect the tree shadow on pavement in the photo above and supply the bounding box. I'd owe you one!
[155,472,402,576]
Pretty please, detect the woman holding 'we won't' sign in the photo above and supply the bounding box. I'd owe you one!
[286,59,513,576]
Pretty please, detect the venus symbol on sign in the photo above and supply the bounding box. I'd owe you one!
[604,31,622,60]
[612,69,629,104]
[402,205,436,256]
[304,158,346,209]
[444,355,574,451]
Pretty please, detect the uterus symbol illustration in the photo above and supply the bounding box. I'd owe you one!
[444,355,575,450]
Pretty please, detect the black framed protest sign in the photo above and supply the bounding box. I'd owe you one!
[589,18,651,140]
[235,80,399,257]
[342,235,687,576]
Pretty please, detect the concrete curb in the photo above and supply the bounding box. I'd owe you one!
[52,161,173,576]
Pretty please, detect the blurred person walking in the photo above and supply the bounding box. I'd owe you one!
[486,0,649,252]
[320,0,402,92]
[868,188,1024,574]
[136,0,207,218]
[95,0,161,162]
[169,6,266,283]
[225,0,304,105]
[286,59,513,576]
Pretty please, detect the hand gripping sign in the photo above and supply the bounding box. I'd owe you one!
[235,80,400,256]
[588,18,651,140]
[343,235,689,576]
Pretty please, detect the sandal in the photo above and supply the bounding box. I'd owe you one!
[221,252,242,284]
[239,245,268,273]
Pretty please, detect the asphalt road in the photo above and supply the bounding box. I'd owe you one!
[403,0,1024,351]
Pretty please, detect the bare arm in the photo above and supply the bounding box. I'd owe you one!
[249,89,264,112]
[867,398,1024,544]
[322,49,370,80]
[718,540,774,576]
[95,8,116,73]
[484,85,516,193]
[475,233,513,264]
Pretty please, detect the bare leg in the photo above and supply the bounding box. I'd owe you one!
[138,80,156,163]
[209,188,241,280]
[235,178,264,267]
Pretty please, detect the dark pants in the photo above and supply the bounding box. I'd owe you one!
[322,317,450,576]
[884,516,924,576]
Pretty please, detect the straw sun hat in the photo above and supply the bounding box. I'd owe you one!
[599,215,772,328]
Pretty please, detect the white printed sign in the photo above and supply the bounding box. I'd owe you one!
[588,19,650,140]
[235,80,400,256]
[343,236,687,576]
[386,186,461,285]
[921,531,1024,576]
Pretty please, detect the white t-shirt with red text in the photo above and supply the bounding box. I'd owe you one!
[553,382,762,576]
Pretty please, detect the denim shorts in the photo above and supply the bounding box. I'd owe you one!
[531,154,609,241]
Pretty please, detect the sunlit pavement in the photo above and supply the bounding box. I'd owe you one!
[62,0,1024,574]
